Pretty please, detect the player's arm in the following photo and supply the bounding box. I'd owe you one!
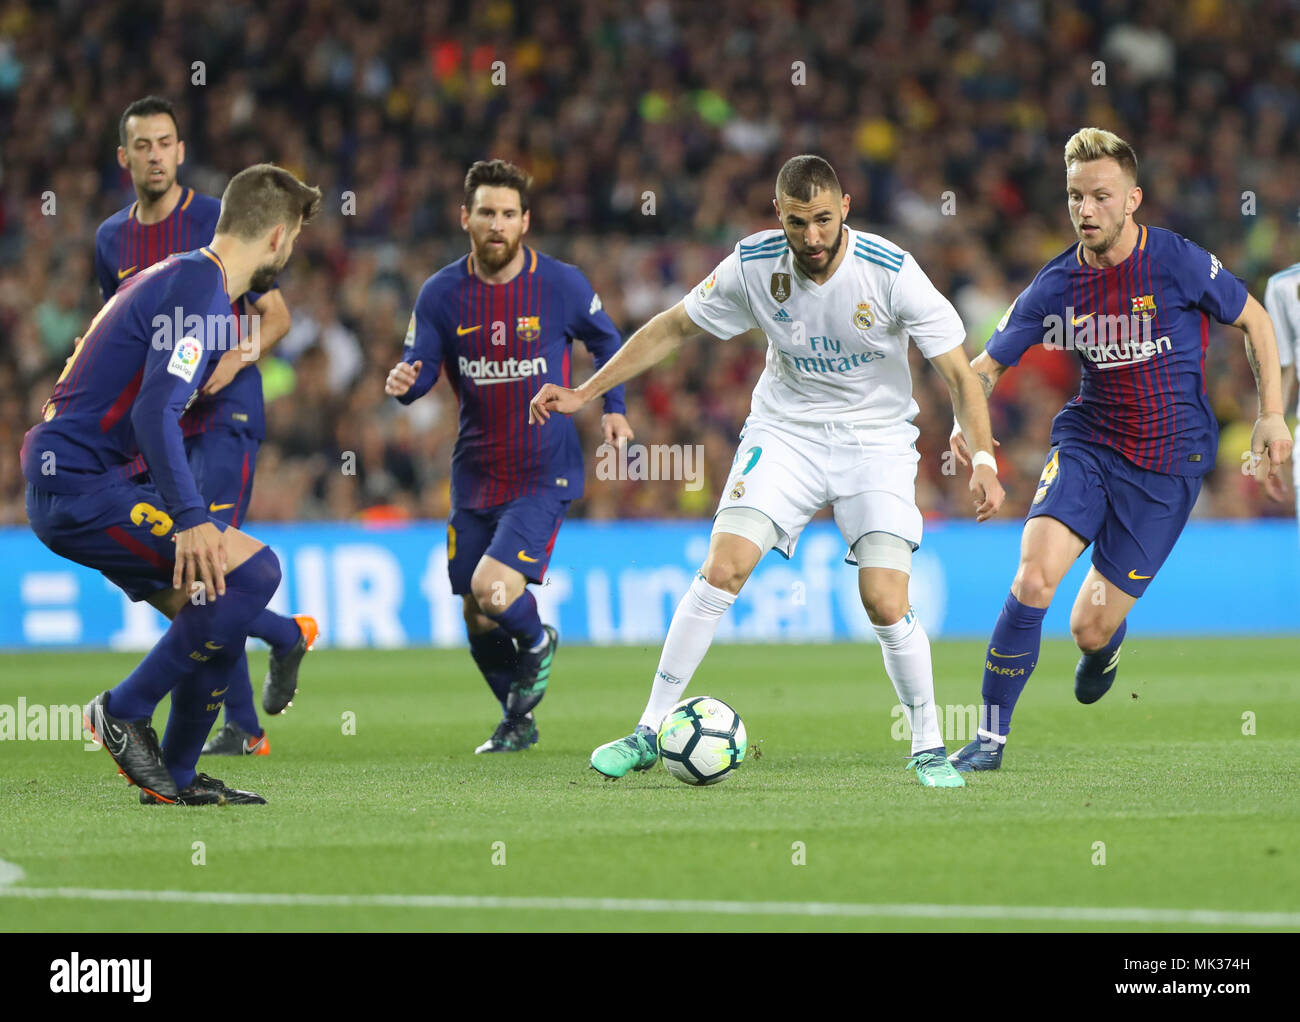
[567,271,634,446]
[929,345,1004,520]
[950,348,1009,464]
[529,301,699,422]
[1232,292,1292,494]
[200,289,291,396]
[131,305,227,598]
[386,279,444,404]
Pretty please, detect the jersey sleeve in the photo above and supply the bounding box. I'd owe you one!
[94,226,117,302]
[681,248,759,339]
[564,267,626,415]
[129,273,215,530]
[889,253,967,358]
[984,279,1047,367]
[1182,239,1249,325]
[1264,274,1298,370]
[394,276,445,405]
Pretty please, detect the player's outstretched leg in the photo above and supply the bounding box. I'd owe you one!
[261,613,318,715]
[948,591,1046,772]
[858,554,963,789]
[1073,619,1126,704]
[591,525,760,778]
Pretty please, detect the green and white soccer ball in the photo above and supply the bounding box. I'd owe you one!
[657,696,747,786]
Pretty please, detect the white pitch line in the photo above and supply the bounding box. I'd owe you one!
[0,882,1295,928]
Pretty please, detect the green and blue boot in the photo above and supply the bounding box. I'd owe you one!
[507,625,557,716]
[590,725,659,779]
[906,748,966,788]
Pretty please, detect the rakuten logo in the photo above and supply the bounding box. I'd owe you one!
[458,355,548,385]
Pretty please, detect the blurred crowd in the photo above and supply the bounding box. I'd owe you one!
[2,0,1298,530]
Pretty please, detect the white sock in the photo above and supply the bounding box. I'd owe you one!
[638,574,736,731]
[873,610,943,753]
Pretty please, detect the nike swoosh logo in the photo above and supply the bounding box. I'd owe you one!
[102,719,127,757]
[209,502,235,512]
[517,550,539,563]
[211,686,229,697]
[1128,570,1152,580]
[989,648,1033,659]
[456,324,482,336]
[1071,313,1094,325]
[118,266,136,279]
[204,641,225,650]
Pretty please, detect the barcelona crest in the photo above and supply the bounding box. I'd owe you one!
[516,315,541,342]
[1130,294,1157,322]
[770,272,791,303]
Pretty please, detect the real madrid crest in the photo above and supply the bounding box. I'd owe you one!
[770,273,791,303]
[854,301,874,330]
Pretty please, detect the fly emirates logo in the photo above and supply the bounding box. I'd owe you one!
[458,355,548,385]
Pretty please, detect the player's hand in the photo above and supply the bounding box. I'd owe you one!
[385,360,422,397]
[601,412,634,447]
[173,521,227,601]
[528,383,586,424]
[970,464,1005,522]
[1251,411,1293,501]
[949,421,1000,468]
[200,347,249,396]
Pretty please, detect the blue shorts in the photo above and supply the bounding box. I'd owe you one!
[1027,443,1200,597]
[186,429,259,527]
[26,481,229,602]
[447,493,570,595]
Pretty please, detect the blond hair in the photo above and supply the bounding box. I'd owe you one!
[1064,128,1138,182]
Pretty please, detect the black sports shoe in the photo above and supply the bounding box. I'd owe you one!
[474,715,539,754]
[507,625,557,716]
[83,691,178,802]
[262,615,318,715]
[141,772,266,805]
[201,721,270,757]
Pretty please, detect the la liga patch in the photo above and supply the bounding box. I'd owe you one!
[168,336,204,382]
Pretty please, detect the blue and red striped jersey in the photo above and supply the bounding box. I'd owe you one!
[985,225,1248,476]
[94,187,268,441]
[396,245,626,508]
[22,249,235,531]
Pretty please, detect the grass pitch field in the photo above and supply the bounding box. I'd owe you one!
[1,638,1296,932]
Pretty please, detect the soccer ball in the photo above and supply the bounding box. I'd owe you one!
[657,696,747,786]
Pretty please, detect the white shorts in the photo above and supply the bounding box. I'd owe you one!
[714,417,922,559]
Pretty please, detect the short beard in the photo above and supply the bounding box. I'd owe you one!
[1081,215,1125,255]
[138,174,173,202]
[792,220,843,277]
[249,262,280,293]
[476,235,521,274]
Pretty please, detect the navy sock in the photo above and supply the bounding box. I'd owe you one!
[108,547,282,723]
[218,650,261,735]
[162,654,236,789]
[980,592,1048,737]
[1077,620,1126,678]
[248,609,300,656]
[485,589,544,651]
[468,627,518,713]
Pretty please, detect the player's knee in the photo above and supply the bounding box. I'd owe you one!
[700,553,751,594]
[1070,618,1112,654]
[469,572,516,615]
[859,581,909,625]
[233,545,281,604]
[1012,563,1056,606]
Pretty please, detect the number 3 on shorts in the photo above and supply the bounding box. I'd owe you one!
[130,502,174,537]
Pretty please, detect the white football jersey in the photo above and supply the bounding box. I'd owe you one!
[682,226,966,433]
[1264,261,1300,421]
